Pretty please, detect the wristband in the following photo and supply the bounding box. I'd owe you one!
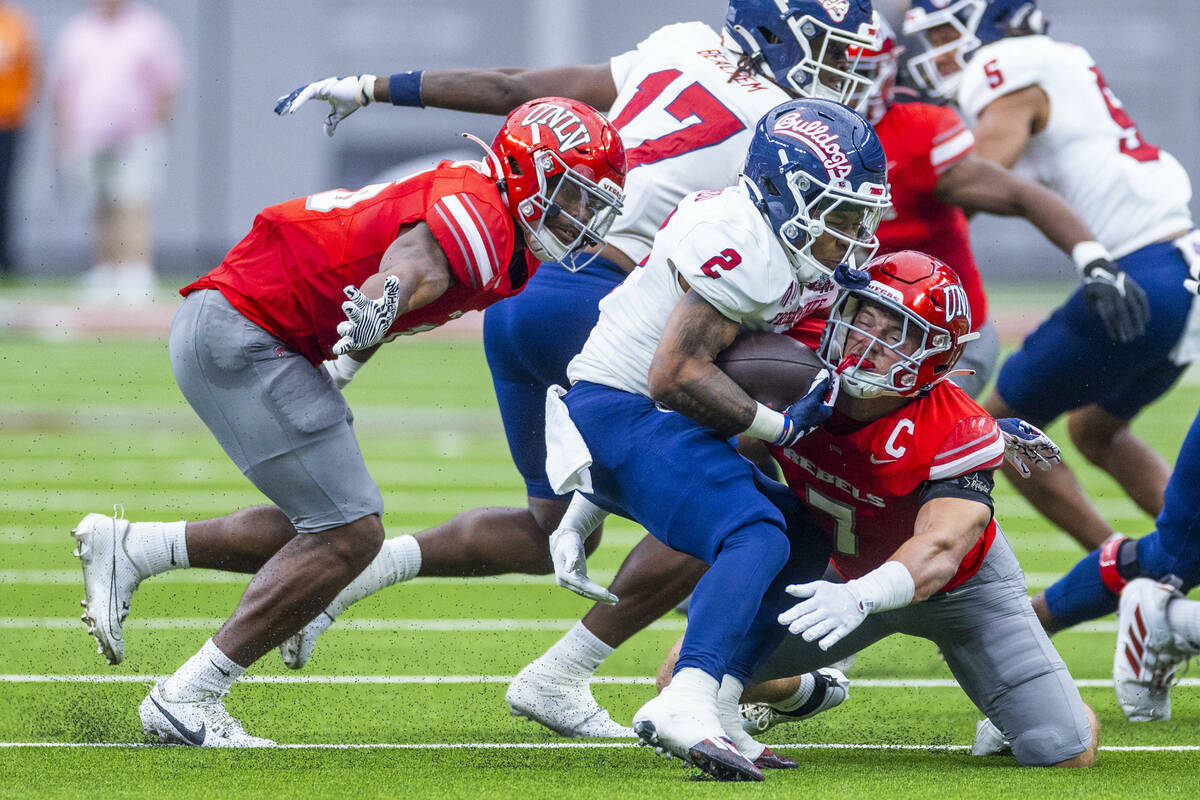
[323,353,364,389]
[846,561,914,613]
[1071,240,1112,273]
[388,70,424,107]
[557,492,609,537]
[743,402,788,444]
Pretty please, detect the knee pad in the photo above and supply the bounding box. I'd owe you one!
[1011,724,1090,767]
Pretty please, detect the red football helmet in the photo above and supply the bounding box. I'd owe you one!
[818,250,978,397]
[846,16,904,124]
[476,97,626,270]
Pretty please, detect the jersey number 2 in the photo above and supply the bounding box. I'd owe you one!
[1089,67,1159,163]
[700,248,741,278]
[610,69,746,169]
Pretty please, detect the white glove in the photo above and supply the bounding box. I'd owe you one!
[548,527,617,605]
[323,353,363,389]
[997,417,1061,479]
[274,74,377,137]
[778,580,868,651]
[332,275,402,355]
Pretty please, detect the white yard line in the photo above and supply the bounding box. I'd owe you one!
[0,741,1195,751]
[4,674,1195,688]
[0,616,1120,633]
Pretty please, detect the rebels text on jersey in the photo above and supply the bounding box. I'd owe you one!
[875,101,986,330]
[182,161,535,365]
[603,22,790,265]
[957,35,1192,258]
[568,185,836,398]
[770,381,1006,591]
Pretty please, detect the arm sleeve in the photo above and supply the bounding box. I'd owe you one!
[957,39,1045,121]
[928,415,1005,481]
[426,191,510,291]
[918,469,995,511]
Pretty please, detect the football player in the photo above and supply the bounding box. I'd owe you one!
[69,98,625,746]
[272,0,881,736]
[658,251,1099,768]
[903,0,1197,550]
[1017,259,1200,723]
[544,97,890,781]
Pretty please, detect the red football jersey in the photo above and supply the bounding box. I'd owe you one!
[182,161,537,365]
[875,102,987,331]
[770,381,1006,592]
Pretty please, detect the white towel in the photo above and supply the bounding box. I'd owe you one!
[1170,230,1200,365]
[544,385,593,495]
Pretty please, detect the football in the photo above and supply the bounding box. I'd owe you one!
[715,330,827,410]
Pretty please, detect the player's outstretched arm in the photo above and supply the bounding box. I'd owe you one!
[936,153,1149,343]
[332,224,452,355]
[778,496,989,650]
[275,65,616,136]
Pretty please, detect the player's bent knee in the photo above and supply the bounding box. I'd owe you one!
[1014,705,1098,768]
[323,514,385,572]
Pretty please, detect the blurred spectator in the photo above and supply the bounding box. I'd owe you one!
[0,2,35,279]
[50,0,182,304]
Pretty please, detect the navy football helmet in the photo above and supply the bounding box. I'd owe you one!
[724,0,878,110]
[741,97,890,287]
[903,0,1047,99]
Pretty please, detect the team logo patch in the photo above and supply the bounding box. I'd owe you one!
[941,283,970,325]
[518,102,593,151]
[819,0,851,22]
[771,111,851,179]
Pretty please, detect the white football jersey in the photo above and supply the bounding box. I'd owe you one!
[957,35,1192,259]
[568,185,837,397]
[602,22,791,265]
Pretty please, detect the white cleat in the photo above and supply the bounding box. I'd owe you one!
[505,660,634,737]
[139,684,276,747]
[279,611,335,670]
[740,668,849,735]
[633,691,763,782]
[1114,578,1197,722]
[72,508,143,665]
[970,718,1011,756]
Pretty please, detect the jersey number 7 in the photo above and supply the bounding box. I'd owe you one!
[610,69,745,169]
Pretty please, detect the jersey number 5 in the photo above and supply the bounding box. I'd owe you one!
[610,69,746,169]
[1089,67,1159,163]
[700,248,741,278]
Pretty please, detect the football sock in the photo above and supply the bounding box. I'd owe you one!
[717,674,764,758]
[324,534,421,618]
[162,638,245,700]
[664,667,719,705]
[1165,597,1200,648]
[1042,548,1119,629]
[536,621,614,681]
[768,672,818,713]
[127,521,189,577]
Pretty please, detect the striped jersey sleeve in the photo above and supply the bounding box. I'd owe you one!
[427,191,507,290]
[927,106,975,176]
[929,415,1005,481]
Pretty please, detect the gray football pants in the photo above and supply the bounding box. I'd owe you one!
[168,289,384,533]
[756,531,1092,766]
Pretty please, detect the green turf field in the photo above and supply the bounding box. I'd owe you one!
[1,329,1197,798]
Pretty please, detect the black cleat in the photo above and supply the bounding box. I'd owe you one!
[753,747,798,769]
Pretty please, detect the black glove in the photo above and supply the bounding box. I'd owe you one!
[1080,259,1150,344]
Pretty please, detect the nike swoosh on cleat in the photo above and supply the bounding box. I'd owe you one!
[209,658,231,678]
[149,695,206,745]
[170,543,176,566]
